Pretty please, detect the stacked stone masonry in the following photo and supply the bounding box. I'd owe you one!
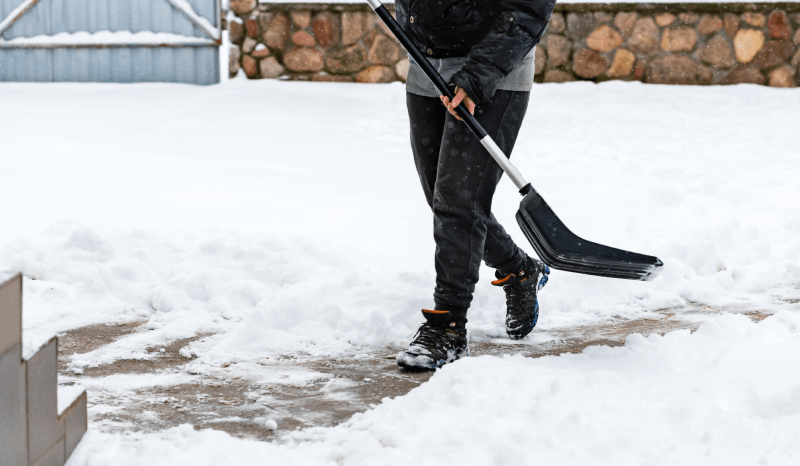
[229,2,800,87]
[228,0,409,82]
[0,274,87,466]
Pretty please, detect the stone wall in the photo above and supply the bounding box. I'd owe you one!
[228,1,409,83]
[227,1,800,87]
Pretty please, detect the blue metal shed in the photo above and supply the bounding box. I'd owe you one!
[0,0,221,84]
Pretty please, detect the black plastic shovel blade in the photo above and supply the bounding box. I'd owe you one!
[516,188,663,281]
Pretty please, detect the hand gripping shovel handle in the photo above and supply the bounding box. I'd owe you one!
[366,0,532,195]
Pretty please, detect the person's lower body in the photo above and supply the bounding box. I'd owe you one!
[408,89,531,318]
[397,90,541,370]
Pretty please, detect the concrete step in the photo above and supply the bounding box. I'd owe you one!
[0,342,28,466]
[25,337,63,465]
[1,274,88,466]
[0,273,21,356]
[57,386,87,460]
[30,438,64,466]
[1,275,27,466]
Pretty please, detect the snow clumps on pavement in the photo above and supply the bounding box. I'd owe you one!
[69,312,800,466]
[1,221,427,370]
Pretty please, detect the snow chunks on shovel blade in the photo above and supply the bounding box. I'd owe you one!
[515,188,663,281]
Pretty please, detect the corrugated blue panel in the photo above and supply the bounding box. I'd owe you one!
[108,0,123,31]
[2,0,216,39]
[5,46,221,84]
[131,0,149,33]
[131,47,150,81]
[53,47,91,81]
[91,47,112,81]
[154,47,174,81]
[110,47,132,82]
[188,0,217,29]
[0,48,12,80]
[0,47,15,80]
[62,0,81,33]
[52,46,66,78]
[51,0,66,34]
[6,1,36,40]
[86,0,105,33]
[150,0,172,38]
[76,49,93,81]
[0,0,219,84]
[12,48,51,80]
[15,49,34,80]
[194,46,217,85]
[174,46,194,83]
[0,1,22,26]
[33,48,50,80]
[173,4,196,37]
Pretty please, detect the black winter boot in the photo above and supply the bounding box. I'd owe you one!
[397,309,469,371]
[492,256,550,340]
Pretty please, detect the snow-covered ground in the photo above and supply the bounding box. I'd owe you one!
[1,78,799,463]
[71,312,800,466]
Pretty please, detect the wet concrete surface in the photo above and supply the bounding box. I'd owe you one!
[57,322,145,374]
[55,308,775,440]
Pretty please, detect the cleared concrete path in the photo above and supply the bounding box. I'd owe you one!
[56,308,774,441]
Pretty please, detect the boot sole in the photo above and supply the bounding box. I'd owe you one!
[396,349,470,372]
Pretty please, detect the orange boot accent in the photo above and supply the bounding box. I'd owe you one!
[491,274,515,286]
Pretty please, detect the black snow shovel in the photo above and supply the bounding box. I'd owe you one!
[367,0,663,281]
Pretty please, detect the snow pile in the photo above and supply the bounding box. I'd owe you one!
[70,312,800,465]
[2,222,429,369]
[2,80,799,368]
[5,210,797,370]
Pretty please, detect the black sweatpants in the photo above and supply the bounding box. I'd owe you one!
[407,90,531,323]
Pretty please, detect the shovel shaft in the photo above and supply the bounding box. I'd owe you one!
[367,0,531,193]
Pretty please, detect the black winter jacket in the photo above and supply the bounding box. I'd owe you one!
[395,0,556,104]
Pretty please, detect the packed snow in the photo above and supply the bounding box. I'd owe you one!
[1,78,799,463]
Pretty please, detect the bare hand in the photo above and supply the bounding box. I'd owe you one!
[439,87,475,121]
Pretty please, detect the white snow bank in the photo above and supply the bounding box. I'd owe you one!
[4,222,430,369]
[69,312,800,465]
[6,201,798,371]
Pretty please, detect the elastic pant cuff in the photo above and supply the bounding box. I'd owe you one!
[496,253,528,278]
[430,304,468,326]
